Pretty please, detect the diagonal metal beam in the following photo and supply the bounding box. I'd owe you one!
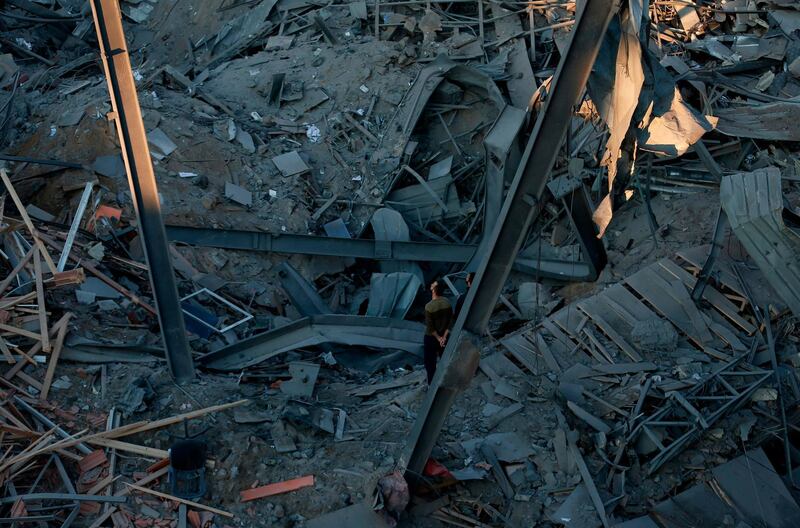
[89,0,194,382]
[398,0,620,485]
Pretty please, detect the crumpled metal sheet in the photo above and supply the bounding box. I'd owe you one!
[366,272,421,319]
[721,167,800,316]
[588,0,717,236]
[200,315,425,370]
[639,88,718,157]
[374,54,506,177]
[589,3,646,237]
[369,207,424,284]
[715,102,800,141]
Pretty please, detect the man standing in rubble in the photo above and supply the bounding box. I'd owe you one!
[424,279,453,384]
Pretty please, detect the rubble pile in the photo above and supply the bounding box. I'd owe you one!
[2,0,800,526]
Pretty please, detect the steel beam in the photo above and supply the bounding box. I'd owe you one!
[166,225,476,263]
[399,0,618,485]
[165,225,603,281]
[89,0,194,382]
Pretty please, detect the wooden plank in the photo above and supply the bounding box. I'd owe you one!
[625,265,712,344]
[0,248,35,296]
[676,246,745,297]
[40,313,71,401]
[551,308,586,339]
[577,297,642,362]
[125,483,233,518]
[481,443,514,499]
[87,438,168,459]
[708,319,747,352]
[480,352,526,382]
[105,399,248,439]
[0,322,42,341]
[501,334,541,374]
[0,169,57,274]
[534,332,563,373]
[579,327,612,364]
[240,475,315,502]
[16,370,43,390]
[486,402,524,430]
[603,283,658,325]
[648,264,714,341]
[351,372,423,397]
[0,292,37,311]
[541,318,576,356]
[569,439,610,528]
[4,314,69,381]
[33,247,50,353]
[657,259,756,334]
[0,336,14,364]
[581,327,613,363]
[594,362,657,375]
[567,401,611,433]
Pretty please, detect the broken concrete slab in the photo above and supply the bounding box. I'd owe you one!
[146,128,178,157]
[25,204,55,222]
[57,107,85,127]
[224,182,253,207]
[551,484,601,528]
[280,361,320,398]
[265,36,294,51]
[272,151,309,177]
[322,218,350,239]
[92,154,126,179]
[236,128,256,153]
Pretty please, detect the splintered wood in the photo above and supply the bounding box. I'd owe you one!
[0,175,75,406]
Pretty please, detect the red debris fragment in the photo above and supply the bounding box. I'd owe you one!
[78,449,108,475]
[239,475,315,502]
[10,498,27,518]
[423,458,454,479]
[187,510,201,528]
[146,457,170,473]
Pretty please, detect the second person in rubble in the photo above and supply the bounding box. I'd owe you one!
[424,279,453,385]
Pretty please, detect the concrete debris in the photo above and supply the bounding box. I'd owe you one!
[630,319,678,353]
[279,361,321,398]
[2,0,800,525]
[224,181,253,207]
[272,151,309,177]
[92,154,126,179]
[146,127,178,158]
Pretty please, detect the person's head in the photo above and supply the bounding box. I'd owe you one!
[430,280,445,298]
[465,272,475,288]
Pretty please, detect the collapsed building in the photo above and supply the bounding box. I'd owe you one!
[2,0,800,526]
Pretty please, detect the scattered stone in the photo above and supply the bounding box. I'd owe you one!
[631,319,678,352]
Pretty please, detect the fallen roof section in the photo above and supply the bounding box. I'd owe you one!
[199,315,424,371]
[720,167,800,316]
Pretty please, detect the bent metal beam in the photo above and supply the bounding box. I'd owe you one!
[398,0,619,486]
[89,0,194,382]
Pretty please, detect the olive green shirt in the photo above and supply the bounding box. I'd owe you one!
[425,297,453,337]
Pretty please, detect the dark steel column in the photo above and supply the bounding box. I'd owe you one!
[90,0,194,382]
[400,0,619,484]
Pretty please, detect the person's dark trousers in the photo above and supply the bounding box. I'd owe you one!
[424,335,443,384]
